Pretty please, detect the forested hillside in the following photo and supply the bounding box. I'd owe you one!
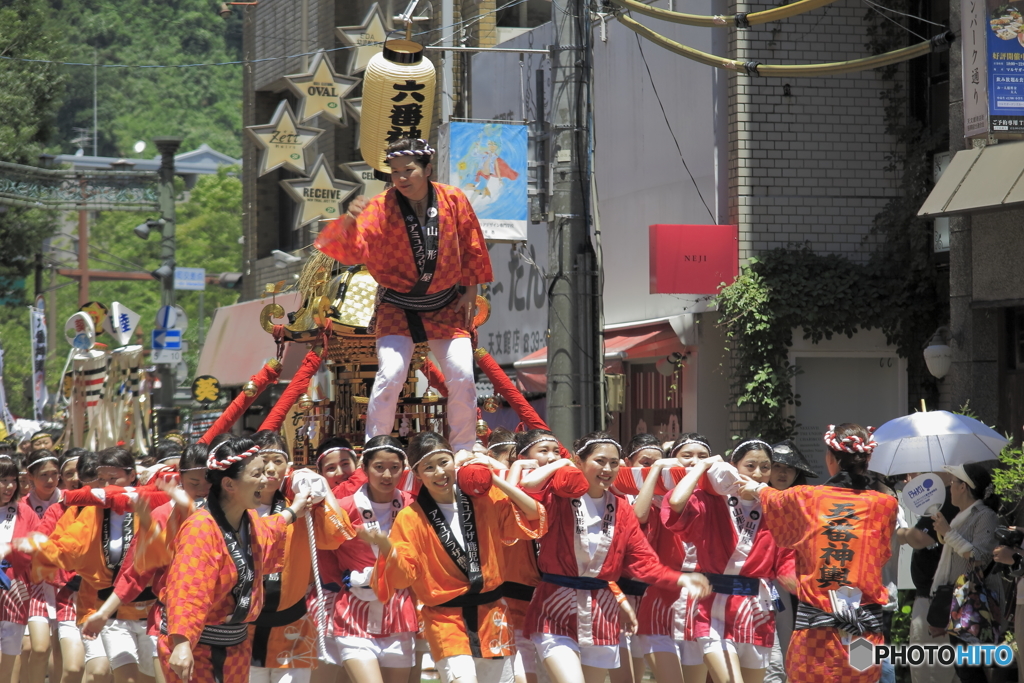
[50,0,244,157]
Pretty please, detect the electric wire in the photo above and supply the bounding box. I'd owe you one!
[631,25,715,222]
[863,0,927,42]
[863,0,946,27]
[0,0,533,70]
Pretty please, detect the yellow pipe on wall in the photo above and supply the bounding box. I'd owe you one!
[608,0,840,28]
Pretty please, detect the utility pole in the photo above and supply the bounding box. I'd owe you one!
[153,137,181,435]
[546,0,602,443]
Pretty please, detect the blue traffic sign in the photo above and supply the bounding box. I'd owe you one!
[152,329,182,350]
[174,267,206,291]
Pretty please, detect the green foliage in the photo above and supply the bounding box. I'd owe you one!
[715,3,945,440]
[992,441,1024,503]
[47,0,244,157]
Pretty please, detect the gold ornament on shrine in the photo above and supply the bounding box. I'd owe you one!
[297,393,315,411]
[422,386,439,403]
[482,396,500,413]
[359,39,436,179]
[242,380,259,398]
[476,418,490,437]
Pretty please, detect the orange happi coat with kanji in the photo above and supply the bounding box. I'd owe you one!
[315,182,493,340]
[372,486,546,662]
[760,479,898,683]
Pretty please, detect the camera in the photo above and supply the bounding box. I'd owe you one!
[995,526,1024,549]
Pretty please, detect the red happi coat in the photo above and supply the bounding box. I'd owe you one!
[524,480,682,647]
[113,500,176,636]
[636,495,701,639]
[158,509,289,683]
[0,500,40,625]
[760,480,897,683]
[331,486,418,638]
[664,478,794,648]
[27,490,68,621]
[315,182,493,341]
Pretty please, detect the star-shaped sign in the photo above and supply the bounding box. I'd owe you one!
[345,97,361,123]
[340,160,387,197]
[281,155,360,230]
[284,50,361,126]
[336,3,387,75]
[245,100,323,176]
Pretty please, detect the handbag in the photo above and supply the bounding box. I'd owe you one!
[947,562,1002,644]
[927,583,955,628]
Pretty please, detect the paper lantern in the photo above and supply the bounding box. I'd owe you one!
[359,40,436,180]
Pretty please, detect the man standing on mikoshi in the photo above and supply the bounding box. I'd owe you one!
[316,137,492,454]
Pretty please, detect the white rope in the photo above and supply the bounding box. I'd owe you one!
[305,509,334,664]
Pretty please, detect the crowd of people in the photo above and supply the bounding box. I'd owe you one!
[0,418,1006,683]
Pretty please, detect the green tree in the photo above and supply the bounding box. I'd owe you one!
[0,0,68,419]
[48,0,244,158]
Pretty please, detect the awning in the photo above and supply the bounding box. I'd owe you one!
[512,322,687,393]
[918,141,1024,218]
[197,293,308,386]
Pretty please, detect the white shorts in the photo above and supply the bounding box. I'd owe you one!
[624,633,643,659]
[335,633,416,668]
[0,621,23,656]
[58,619,82,642]
[83,632,108,662]
[436,654,514,683]
[532,632,624,670]
[697,635,771,669]
[638,634,705,666]
[100,619,156,676]
[513,629,537,676]
[249,668,312,683]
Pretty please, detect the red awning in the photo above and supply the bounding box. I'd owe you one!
[512,322,686,393]
[197,293,308,386]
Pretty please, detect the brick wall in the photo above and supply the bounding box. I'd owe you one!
[727,0,899,265]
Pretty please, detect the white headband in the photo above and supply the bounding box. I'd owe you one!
[628,444,664,460]
[156,455,181,463]
[180,466,208,472]
[259,448,289,459]
[670,439,711,456]
[578,438,621,455]
[733,439,774,458]
[362,444,406,458]
[518,436,559,456]
[488,440,516,450]
[413,448,453,468]
[29,456,59,467]
[62,456,80,466]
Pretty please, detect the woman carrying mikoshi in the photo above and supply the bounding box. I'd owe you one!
[330,435,418,683]
[635,434,716,683]
[518,431,711,683]
[246,430,358,683]
[664,439,796,683]
[315,137,492,456]
[367,431,546,683]
[736,424,899,683]
[157,437,317,683]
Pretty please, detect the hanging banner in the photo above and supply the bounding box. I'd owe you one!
[30,305,48,420]
[438,122,528,242]
[0,343,15,437]
[985,5,1024,133]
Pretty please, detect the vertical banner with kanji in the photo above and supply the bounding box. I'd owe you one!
[0,343,15,438]
[963,0,990,137]
[30,305,47,420]
[986,3,1024,132]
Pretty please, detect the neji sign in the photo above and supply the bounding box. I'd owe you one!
[648,224,739,295]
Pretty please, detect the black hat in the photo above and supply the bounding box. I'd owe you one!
[771,439,818,479]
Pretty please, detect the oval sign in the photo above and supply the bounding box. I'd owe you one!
[902,473,947,517]
[64,312,96,350]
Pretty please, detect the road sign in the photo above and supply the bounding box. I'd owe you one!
[155,305,177,330]
[172,305,189,333]
[152,329,182,350]
[152,349,182,364]
[174,267,206,291]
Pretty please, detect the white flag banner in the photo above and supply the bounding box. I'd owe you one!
[30,306,48,421]
[105,302,141,347]
[0,344,16,435]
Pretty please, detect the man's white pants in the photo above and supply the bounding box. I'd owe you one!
[909,596,956,683]
[367,335,477,452]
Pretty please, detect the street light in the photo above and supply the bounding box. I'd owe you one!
[655,352,687,377]
[272,249,303,268]
[151,261,175,280]
[134,218,165,240]
[924,327,954,379]
[219,272,243,288]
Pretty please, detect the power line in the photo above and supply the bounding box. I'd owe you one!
[631,24,715,223]
[0,0,533,70]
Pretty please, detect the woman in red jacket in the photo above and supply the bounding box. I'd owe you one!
[0,454,42,683]
[331,435,418,683]
[520,431,710,683]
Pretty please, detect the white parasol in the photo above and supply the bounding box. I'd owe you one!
[868,410,1008,476]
